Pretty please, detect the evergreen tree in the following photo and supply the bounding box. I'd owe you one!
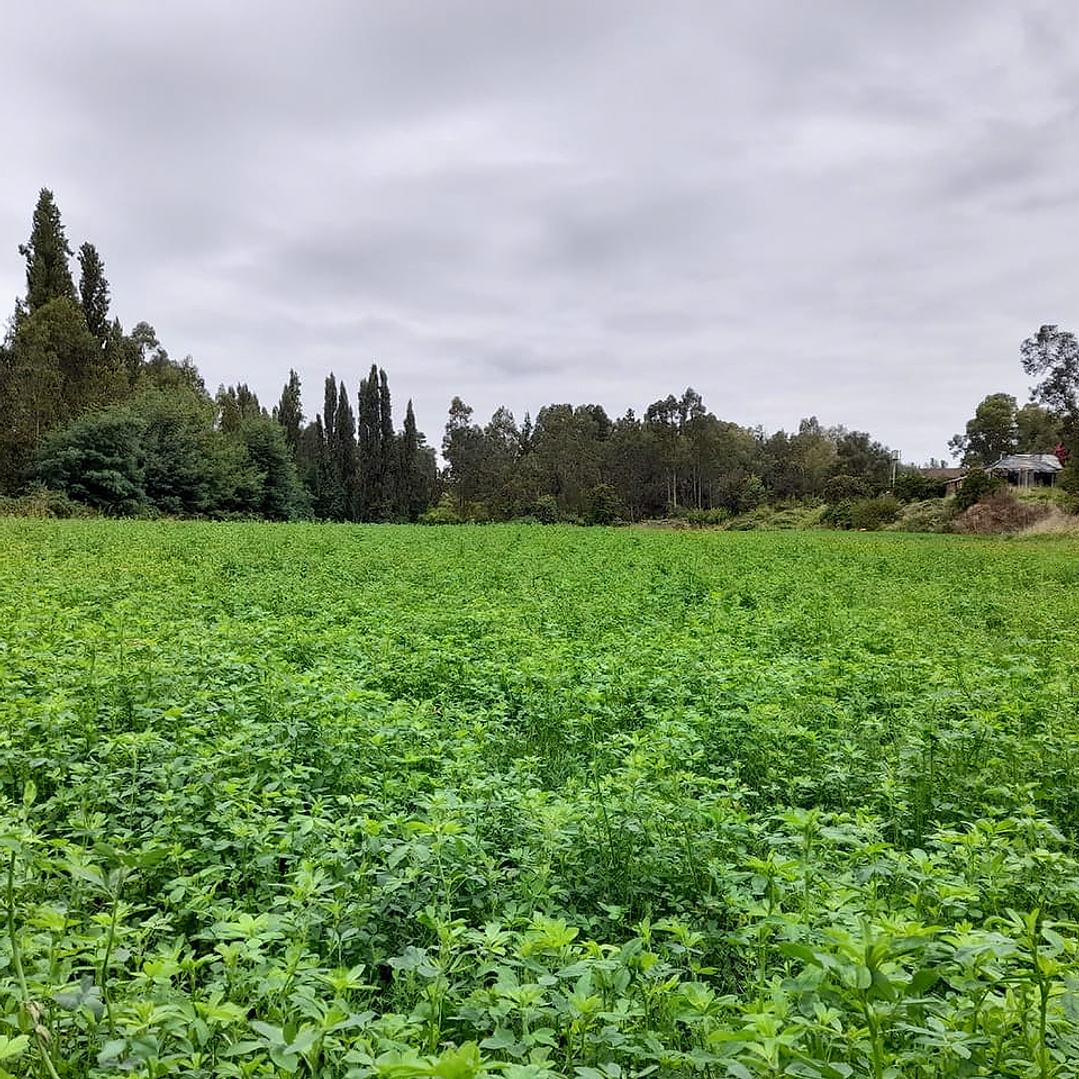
[397,399,436,520]
[77,242,111,341]
[333,381,359,519]
[356,365,381,519]
[6,298,126,448]
[315,375,347,520]
[442,397,486,513]
[216,384,263,433]
[312,373,360,521]
[378,368,396,517]
[0,318,63,490]
[236,416,309,520]
[322,375,338,450]
[136,386,256,516]
[20,188,76,312]
[34,406,146,514]
[273,369,304,454]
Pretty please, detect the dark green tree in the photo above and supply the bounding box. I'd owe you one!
[19,188,76,312]
[644,394,684,509]
[33,406,146,514]
[605,410,654,520]
[216,384,263,434]
[584,483,624,524]
[315,376,346,519]
[77,242,111,342]
[1021,325,1079,449]
[333,384,359,519]
[948,393,1018,465]
[236,416,309,520]
[136,386,257,516]
[1015,402,1061,453]
[356,366,381,518]
[442,396,486,514]
[378,368,396,516]
[273,369,304,454]
[396,399,436,520]
[2,297,127,482]
[0,313,64,489]
[833,430,893,491]
[531,403,610,517]
[479,406,522,517]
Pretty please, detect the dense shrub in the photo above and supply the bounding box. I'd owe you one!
[823,495,900,530]
[584,483,625,524]
[889,497,952,533]
[952,490,1054,534]
[683,506,730,527]
[419,493,463,524]
[0,485,98,518]
[953,467,1003,511]
[823,474,873,503]
[893,470,947,501]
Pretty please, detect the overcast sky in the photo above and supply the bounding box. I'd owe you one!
[2,2,1077,464]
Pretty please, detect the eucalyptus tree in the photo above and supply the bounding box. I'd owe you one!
[1021,324,1079,450]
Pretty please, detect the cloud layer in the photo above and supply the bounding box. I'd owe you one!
[2,1,1077,462]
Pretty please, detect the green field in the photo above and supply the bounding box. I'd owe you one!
[2,520,1079,1078]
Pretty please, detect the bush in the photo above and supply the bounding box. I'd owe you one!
[0,485,98,518]
[34,407,147,515]
[823,496,900,531]
[893,471,947,502]
[723,500,825,531]
[823,475,873,503]
[888,498,952,533]
[953,468,1003,512]
[419,493,462,524]
[584,484,625,525]
[683,507,730,528]
[951,491,1054,534]
[515,495,560,524]
[738,475,769,512]
[1060,457,1079,498]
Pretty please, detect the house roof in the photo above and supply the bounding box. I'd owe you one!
[986,453,1062,473]
[918,467,965,480]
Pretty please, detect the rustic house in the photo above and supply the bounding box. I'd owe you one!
[918,467,966,496]
[985,453,1062,488]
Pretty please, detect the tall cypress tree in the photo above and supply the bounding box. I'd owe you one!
[316,374,346,519]
[77,242,111,341]
[378,368,397,516]
[273,369,304,455]
[356,365,381,520]
[19,189,76,312]
[1,191,130,489]
[399,398,435,520]
[333,382,359,520]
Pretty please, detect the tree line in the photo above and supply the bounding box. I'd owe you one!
[0,190,437,519]
[3,189,1077,521]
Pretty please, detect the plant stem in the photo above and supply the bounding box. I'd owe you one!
[8,850,62,1079]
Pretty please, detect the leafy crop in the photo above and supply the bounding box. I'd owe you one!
[1,520,1079,1077]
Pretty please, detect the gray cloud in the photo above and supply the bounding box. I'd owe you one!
[2,1,1077,464]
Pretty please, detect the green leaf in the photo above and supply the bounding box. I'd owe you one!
[250,1020,285,1044]
[908,966,940,995]
[0,1036,29,1063]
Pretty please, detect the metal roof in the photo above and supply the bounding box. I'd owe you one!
[986,453,1062,473]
